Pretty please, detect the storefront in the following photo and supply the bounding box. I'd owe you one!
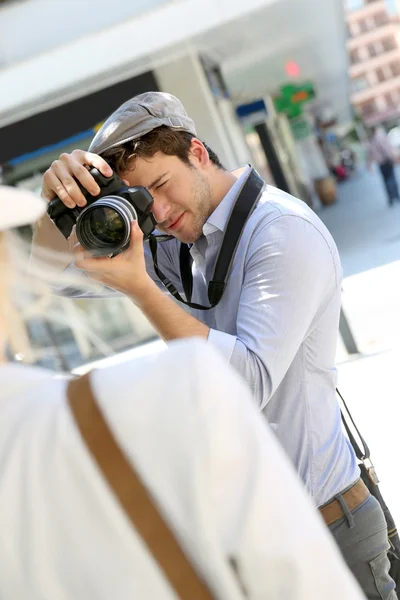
[3,71,161,371]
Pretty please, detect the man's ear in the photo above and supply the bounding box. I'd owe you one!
[189,138,209,167]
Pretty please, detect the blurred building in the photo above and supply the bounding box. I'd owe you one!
[346,0,400,126]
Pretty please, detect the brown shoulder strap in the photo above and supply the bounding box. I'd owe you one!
[67,373,214,600]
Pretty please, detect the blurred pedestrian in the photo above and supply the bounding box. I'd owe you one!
[0,186,366,599]
[367,126,400,206]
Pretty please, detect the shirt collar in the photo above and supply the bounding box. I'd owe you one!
[202,165,251,237]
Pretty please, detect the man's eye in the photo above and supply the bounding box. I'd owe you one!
[156,181,167,190]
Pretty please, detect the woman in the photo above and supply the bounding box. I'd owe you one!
[0,185,365,599]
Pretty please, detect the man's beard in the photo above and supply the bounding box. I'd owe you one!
[179,171,212,244]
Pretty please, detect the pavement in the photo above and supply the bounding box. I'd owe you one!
[316,164,400,524]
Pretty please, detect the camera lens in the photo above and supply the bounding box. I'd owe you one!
[76,196,137,256]
[88,207,125,245]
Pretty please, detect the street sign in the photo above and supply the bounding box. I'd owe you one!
[274,82,315,119]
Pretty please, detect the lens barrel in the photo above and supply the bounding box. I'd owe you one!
[76,196,138,256]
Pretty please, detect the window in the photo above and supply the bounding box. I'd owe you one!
[374,12,389,27]
[368,43,378,57]
[359,100,377,116]
[382,37,397,52]
[350,49,361,64]
[391,61,400,77]
[376,67,386,81]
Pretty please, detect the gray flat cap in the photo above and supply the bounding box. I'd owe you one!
[89,91,197,155]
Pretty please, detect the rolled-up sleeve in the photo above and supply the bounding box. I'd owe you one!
[210,215,340,408]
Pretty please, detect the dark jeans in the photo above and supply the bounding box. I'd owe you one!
[379,161,400,204]
[329,492,397,599]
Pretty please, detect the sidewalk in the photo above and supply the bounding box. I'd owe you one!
[317,165,400,523]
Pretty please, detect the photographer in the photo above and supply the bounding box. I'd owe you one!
[34,92,396,599]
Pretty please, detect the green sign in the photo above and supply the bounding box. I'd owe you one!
[274,82,315,119]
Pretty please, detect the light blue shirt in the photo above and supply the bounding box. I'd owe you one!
[60,166,359,506]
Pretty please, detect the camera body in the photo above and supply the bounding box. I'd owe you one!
[47,168,157,257]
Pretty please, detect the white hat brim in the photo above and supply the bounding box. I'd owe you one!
[0,185,46,231]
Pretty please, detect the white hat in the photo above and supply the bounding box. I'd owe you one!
[0,185,46,231]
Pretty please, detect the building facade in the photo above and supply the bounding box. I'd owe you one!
[346,0,400,125]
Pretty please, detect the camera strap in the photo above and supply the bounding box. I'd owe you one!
[149,168,265,310]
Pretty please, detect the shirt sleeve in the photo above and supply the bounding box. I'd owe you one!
[208,215,341,408]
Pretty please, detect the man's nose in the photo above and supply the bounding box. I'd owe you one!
[151,197,171,224]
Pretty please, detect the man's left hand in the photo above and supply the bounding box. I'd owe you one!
[71,220,152,297]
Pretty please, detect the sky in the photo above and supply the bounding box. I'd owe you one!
[346,0,398,13]
[385,0,397,15]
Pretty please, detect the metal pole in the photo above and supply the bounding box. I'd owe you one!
[339,307,359,355]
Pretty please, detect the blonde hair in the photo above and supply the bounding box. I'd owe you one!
[0,231,113,364]
[0,232,35,361]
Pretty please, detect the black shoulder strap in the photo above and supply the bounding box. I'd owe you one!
[149,236,210,310]
[337,387,370,461]
[179,243,193,304]
[149,168,265,311]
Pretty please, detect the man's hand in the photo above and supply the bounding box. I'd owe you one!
[41,149,113,207]
[71,220,151,297]
[71,220,210,344]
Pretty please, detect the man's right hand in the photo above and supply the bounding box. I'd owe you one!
[41,149,113,208]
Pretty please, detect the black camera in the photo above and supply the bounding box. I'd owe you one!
[47,168,157,257]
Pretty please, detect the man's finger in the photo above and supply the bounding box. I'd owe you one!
[130,220,144,242]
[52,161,87,207]
[70,163,102,198]
[81,151,113,177]
[42,169,77,209]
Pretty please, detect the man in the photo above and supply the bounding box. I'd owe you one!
[34,92,396,599]
[1,186,365,600]
[367,126,400,205]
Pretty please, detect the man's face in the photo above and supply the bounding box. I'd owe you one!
[121,150,213,244]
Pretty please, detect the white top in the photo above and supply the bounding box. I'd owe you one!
[60,169,359,506]
[0,339,363,599]
[368,128,395,164]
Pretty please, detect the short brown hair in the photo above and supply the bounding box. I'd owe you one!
[101,125,224,173]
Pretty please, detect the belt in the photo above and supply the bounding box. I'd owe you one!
[319,478,370,527]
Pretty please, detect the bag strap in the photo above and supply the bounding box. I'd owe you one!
[67,373,214,600]
[149,167,265,311]
[336,387,370,461]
